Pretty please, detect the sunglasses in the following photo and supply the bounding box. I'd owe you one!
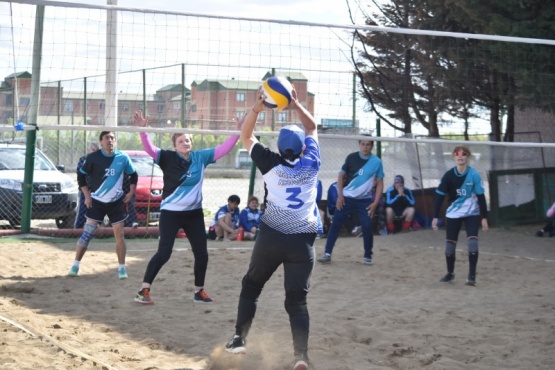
[454,150,468,157]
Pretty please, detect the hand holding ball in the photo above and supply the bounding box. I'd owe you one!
[261,76,293,110]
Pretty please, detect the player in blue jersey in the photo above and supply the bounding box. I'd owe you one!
[224,86,319,370]
[68,131,138,280]
[132,111,242,305]
[432,145,489,286]
[317,138,384,265]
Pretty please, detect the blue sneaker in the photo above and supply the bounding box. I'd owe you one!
[118,267,128,280]
[67,265,79,276]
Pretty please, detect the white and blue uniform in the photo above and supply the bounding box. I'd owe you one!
[156,148,215,211]
[232,133,321,360]
[436,166,485,219]
[211,204,240,228]
[253,138,321,234]
[78,149,136,203]
[324,151,384,259]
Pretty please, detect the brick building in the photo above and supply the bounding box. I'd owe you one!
[0,71,313,130]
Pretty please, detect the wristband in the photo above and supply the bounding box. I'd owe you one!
[252,107,260,114]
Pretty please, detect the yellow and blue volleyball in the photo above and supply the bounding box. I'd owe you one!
[261,76,293,110]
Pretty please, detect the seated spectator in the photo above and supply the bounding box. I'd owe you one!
[385,175,415,233]
[239,196,262,240]
[211,195,241,241]
[536,202,555,237]
[326,181,360,235]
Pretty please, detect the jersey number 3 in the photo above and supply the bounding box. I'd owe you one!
[286,187,304,209]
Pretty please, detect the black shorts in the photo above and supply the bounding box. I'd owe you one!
[86,197,127,225]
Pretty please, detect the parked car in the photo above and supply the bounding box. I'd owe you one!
[235,149,253,169]
[0,143,78,228]
[123,150,163,225]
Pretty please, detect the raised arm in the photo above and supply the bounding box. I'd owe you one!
[214,116,243,161]
[288,87,317,139]
[241,87,266,152]
[133,110,159,159]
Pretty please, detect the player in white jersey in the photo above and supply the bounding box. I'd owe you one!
[432,145,489,286]
[225,86,320,370]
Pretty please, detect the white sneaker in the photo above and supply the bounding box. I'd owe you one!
[363,257,373,265]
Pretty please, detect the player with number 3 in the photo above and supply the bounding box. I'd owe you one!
[224,85,319,370]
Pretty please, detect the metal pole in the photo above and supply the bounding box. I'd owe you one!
[181,63,186,128]
[105,0,118,126]
[352,72,356,129]
[376,118,382,158]
[21,5,45,233]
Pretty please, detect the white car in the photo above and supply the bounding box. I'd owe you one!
[0,143,79,228]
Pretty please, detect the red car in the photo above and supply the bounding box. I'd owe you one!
[124,151,164,225]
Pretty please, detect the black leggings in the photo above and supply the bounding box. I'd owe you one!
[142,208,208,287]
[234,222,315,356]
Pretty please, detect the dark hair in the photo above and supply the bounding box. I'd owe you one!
[228,194,241,204]
[279,149,301,161]
[99,131,113,141]
[358,134,374,145]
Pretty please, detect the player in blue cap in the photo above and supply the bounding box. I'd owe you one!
[224,85,320,370]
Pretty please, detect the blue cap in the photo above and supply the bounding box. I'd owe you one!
[277,125,305,157]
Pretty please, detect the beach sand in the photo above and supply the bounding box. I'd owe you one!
[1,224,554,369]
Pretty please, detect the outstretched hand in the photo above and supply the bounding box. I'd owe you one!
[133,110,149,127]
[236,114,245,131]
[253,86,266,114]
[288,85,299,109]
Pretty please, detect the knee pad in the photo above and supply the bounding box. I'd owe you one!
[467,237,478,253]
[445,241,456,256]
[77,223,97,248]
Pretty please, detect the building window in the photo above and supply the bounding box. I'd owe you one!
[278,112,287,122]
[122,103,129,112]
[173,102,180,110]
[236,111,245,119]
[257,112,266,122]
[98,117,105,125]
[4,94,13,105]
[19,97,30,107]
[191,105,197,113]
[157,104,164,113]
[64,101,74,112]
[236,92,245,102]
[99,102,105,111]
[138,103,144,111]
